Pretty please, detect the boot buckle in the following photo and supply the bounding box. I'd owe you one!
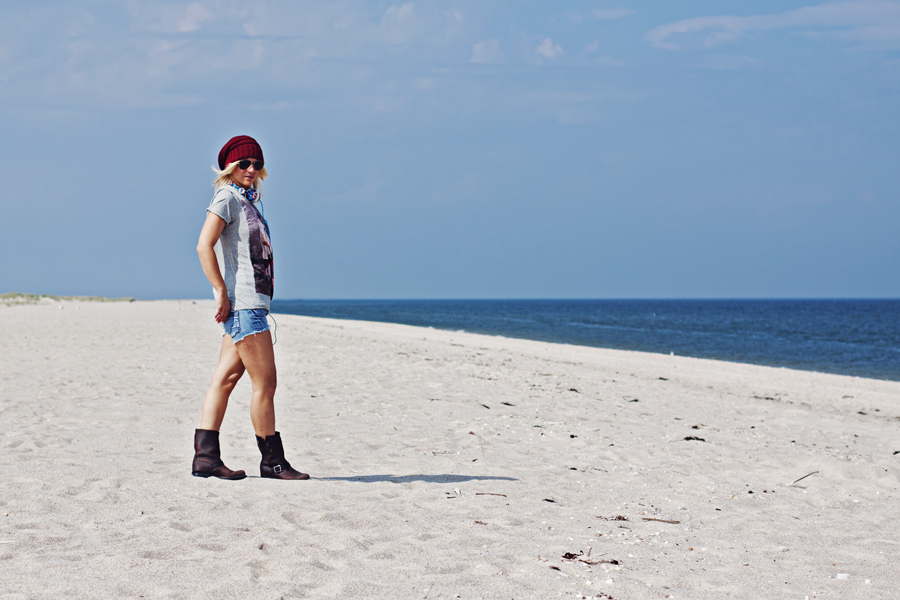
[273,465,283,474]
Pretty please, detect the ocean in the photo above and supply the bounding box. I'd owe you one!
[270,299,900,382]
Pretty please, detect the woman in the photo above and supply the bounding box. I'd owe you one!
[192,135,309,481]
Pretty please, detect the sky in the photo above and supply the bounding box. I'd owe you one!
[1,1,899,299]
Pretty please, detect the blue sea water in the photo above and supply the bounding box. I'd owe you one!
[271,299,900,382]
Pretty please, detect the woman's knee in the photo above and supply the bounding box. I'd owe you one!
[254,373,277,397]
[213,367,244,390]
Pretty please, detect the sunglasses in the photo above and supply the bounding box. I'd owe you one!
[236,159,264,170]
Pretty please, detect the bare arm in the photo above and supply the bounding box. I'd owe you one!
[197,212,231,323]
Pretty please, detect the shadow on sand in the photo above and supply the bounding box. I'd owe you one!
[314,474,518,484]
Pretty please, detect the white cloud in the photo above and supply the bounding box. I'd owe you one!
[414,76,439,91]
[519,89,610,105]
[134,1,225,34]
[698,54,757,70]
[583,42,621,66]
[384,2,414,22]
[536,38,563,60]
[470,39,504,64]
[0,2,619,115]
[0,1,475,110]
[379,3,416,45]
[175,3,213,33]
[647,1,900,50]
[593,8,635,20]
[591,56,623,67]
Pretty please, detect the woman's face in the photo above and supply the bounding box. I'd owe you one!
[229,160,262,189]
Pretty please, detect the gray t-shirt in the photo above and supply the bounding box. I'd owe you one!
[207,185,273,311]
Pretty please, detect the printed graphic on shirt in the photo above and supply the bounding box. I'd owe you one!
[241,199,274,298]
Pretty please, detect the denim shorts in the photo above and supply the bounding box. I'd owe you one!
[223,309,271,344]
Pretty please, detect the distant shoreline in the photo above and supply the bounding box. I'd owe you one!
[5,295,897,381]
[0,292,134,306]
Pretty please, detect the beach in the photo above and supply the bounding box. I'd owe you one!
[1,299,898,599]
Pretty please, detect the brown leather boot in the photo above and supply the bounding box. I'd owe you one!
[256,432,309,480]
[192,429,246,480]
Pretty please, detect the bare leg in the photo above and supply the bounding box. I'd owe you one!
[233,330,277,437]
[236,331,308,480]
[200,335,245,431]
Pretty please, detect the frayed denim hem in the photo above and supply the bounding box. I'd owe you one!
[223,309,271,344]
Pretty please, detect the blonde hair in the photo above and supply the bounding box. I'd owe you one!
[212,161,268,197]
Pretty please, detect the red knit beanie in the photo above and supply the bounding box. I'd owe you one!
[218,135,264,170]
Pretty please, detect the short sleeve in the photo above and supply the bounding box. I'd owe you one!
[207,188,236,224]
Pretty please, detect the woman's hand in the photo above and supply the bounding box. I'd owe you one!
[214,289,231,323]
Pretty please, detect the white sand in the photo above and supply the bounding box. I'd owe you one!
[1,299,898,599]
